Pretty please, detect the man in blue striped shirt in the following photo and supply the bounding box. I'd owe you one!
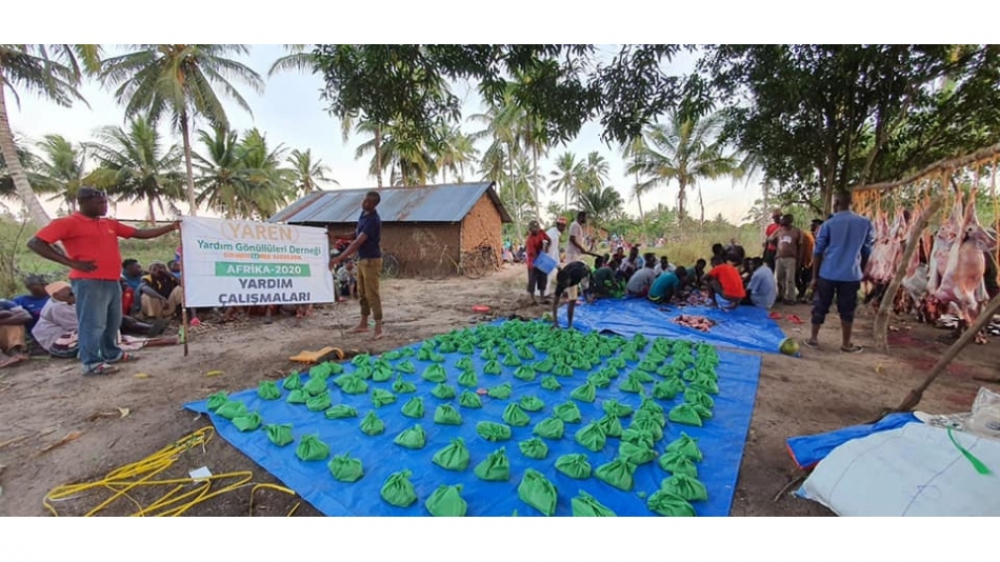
[806,191,874,353]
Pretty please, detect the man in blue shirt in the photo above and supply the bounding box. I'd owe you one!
[12,275,50,330]
[806,191,874,353]
[649,266,687,303]
[745,258,777,310]
[329,191,383,339]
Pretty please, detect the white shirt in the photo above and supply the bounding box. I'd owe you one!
[545,227,561,262]
[654,262,676,276]
[565,221,585,263]
[32,299,78,353]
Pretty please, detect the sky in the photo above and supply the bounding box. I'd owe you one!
[6,45,761,223]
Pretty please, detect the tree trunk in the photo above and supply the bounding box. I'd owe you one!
[147,196,157,224]
[698,184,705,224]
[375,126,383,188]
[761,180,770,240]
[873,196,943,352]
[532,147,541,220]
[179,110,198,217]
[677,180,687,222]
[0,71,51,227]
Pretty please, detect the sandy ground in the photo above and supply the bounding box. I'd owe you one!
[1,264,997,517]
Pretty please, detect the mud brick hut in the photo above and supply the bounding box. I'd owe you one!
[269,183,512,277]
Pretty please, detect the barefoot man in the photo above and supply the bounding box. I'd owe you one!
[329,191,384,339]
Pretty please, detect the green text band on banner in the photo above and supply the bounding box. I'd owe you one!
[180,217,335,308]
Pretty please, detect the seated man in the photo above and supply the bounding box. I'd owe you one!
[140,262,184,319]
[626,253,658,297]
[31,281,80,359]
[745,257,777,310]
[688,259,707,289]
[12,274,50,331]
[706,251,747,311]
[121,258,144,316]
[649,266,688,304]
[589,256,623,299]
[337,261,358,300]
[618,246,642,281]
[0,299,32,368]
[168,259,182,280]
[653,255,676,276]
[551,261,596,330]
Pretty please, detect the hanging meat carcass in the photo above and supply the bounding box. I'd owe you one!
[928,189,998,330]
[865,207,911,308]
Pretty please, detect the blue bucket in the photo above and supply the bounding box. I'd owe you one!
[533,253,557,275]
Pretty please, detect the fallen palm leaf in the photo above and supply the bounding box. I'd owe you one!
[134,373,151,379]
[35,431,83,457]
[206,370,224,377]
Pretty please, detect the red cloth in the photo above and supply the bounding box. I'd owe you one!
[122,287,134,315]
[765,223,780,251]
[34,212,137,281]
[709,263,747,299]
[525,231,550,267]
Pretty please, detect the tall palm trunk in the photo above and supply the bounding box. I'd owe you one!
[698,184,705,223]
[179,110,198,216]
[677,180,687,222]
[532,147,541,220]
[375,126,383,188]
[0,73,51,227]
[147,197,156,223]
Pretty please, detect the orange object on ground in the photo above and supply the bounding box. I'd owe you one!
[472,305,490,313]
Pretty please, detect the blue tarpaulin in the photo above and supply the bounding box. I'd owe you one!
[556,297,788,355]
[185,322,762,516]
[785,412,921,470]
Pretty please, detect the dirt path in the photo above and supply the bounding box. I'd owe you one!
[0,265,995,516]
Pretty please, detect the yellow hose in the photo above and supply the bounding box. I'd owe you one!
[44,427,299,517]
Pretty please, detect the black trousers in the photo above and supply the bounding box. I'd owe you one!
[527,267,548,295]
[811,278,861,325]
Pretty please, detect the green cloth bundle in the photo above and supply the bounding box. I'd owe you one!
[328,453,364,482]
[621,428,656,450]
[338,376,369,395]
[401,396,424,419]
[639,395,665,415]
[637,359,660,373]
[513,366,536,382]
[286,389,309,405]
[660,474,708,502]
[422,364,447,383]
[360,411,385,436]
[206,391,228,411]
[595,344,615,358]
[620,348,640,363]
[425,485,467,516]
[457,369,478,388]
[587,370,613,389]
[306,392,332,412]
[458,341,475,355]
[519,437,549,459]
[399,347,415,358]
[634,405,667,428]
[216,400,248,420]
[392,375,417,394]
[518,469,558,516]
[572,491,616,516]
[619,375,645,394]
[483,360,503,375]
[658,451,699,478]
[632,333,648,350]
[540,375,561,391]
[381,470,418,507]
[371,365,393,382]
[570,382,597,403]
[439,340,457,353]
[646,351,667,365]
[519,395,545,412]
[555,454,592,479]
[533,357,555,373]
[502,353,522,368]
[596,414,623,438]
[595,457,637,491]
[295,434,330,461]
[487,383,512,399]
[396,360,416,374]
[459,391,482,409]
[516,344,535,360]
[428,351,446,363]
[574,422,607,452]
[352,353,373,367]
[629,416,665,441]
[618,441,657,465]
[232,412,262,432]
[474,447,511,482]
[431,383,456,399]
[476,421,512,442]
[371,388,396,407]
[282,374,302,391]
[607,357,627,370]
[502,403,531,427]
[691,403,713,420]
[690,377,720,395]
[602,400,633,418]
[668,403,703,427]
[553,362,574,377]
[647,490,696,516]
[455,356,474,371]
[382,349,403,361]
[665,432,703,461]
[265,423,293,446]
[394,424,426,449]
[532,417,565,440]
[481,349,498,361]
[570,354,592,371]
[434,404,463,426]
[554,402,582,423]
[653,377,685,400]
[325,404,358,419]
[309,362,337,378]
[353,366,373,380]
[432,438,470,471]
[257,381,281,400]
[630,370,656,384]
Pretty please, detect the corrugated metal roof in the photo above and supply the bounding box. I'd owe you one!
[269,182,513,225]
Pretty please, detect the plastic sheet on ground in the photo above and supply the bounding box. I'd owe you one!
[797,422,1000,516]
[785,412,919,470]
[184,321,762,516]
[556,297,788,355]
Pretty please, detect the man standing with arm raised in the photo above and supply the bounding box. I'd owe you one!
[27,187,179,375]
[329,191,384,340]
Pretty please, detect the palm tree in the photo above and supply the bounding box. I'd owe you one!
[0,44,101,226]
[86,117,184,223]
[575,184,623,226]
[288,149,336,195]
[581,151,611,192]
[355,119,438,187]
[0,140,41,201]
[435,125,479,184]
[33,134,88,213]
[98,45,264,217]
[548,152,584,213]
[622,136,651,223]
[633,110,743,221]
[195,127,294,220]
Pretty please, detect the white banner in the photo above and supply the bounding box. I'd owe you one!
[179,216,334,308]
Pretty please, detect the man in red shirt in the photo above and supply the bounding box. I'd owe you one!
[524,220,551,304]
[27,188,179,375]
[706,251,747,311]
[763,209,782,270]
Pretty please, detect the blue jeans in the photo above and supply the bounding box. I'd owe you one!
[71,279,123,372]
